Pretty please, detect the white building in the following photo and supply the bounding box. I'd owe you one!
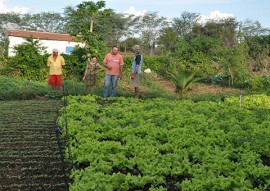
[6,29,84,56]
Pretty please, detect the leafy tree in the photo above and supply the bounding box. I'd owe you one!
[135,12,169,55]
[0,13,22,41]
[0,12,67,35]
[217,44,249,87]
[193,17,238,48]
[240,19,270,37]
[21,12,67,33]
[3,38,48,81]
[158,27,179,54]
[173,11,200,37]
[120,37,141,52]
[64,1,107,35]
[94,11,132,47]
[64,0,109,56]
[244,34,270,71]
[173,34,220,79]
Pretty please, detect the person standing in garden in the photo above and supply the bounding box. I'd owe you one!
[82,55,105,92]
[131,45,143,98]
[103,46,124,97]
[47,48,65,91]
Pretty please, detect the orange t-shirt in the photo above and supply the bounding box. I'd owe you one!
[103,53,124,76]
[47,55,65,75]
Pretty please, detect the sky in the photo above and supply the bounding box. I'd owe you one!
[1,0,270,29]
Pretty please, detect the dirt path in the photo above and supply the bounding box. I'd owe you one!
[0,100,68,191]
[154,75,242,97]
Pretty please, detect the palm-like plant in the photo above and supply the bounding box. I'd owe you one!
[169,65,196,98]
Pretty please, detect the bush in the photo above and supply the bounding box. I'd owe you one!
[250,75,270,91]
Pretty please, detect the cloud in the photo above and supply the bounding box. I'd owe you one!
[0,0,30,13]
[123,6,147,16]
[199,10,234,23]
[109,0,231,6]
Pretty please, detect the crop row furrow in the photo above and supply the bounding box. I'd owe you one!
[0,123,55,127]
[0,154,62,160]
[0,139,58,144]
[0,134,56,138]
[0,100,66,191]
[0,149,60,155]
[0,161,64,168]
[0,182,66,191]
[1,166,67,174]
[0,145,60,151]
[0,132,56,137]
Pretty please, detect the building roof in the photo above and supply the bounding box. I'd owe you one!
[6,30,76,42]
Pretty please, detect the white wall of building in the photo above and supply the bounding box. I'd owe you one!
[8,36,84,56]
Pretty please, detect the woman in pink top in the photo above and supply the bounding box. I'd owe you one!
[103,46,124,97]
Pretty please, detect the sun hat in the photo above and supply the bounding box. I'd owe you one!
[132,45,140,53]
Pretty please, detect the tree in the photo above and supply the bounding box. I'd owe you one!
[22,12,67,33]
[173,11,200,37]
[135,12,169,55]
[4,38,48,81]
[64,1,107,34]
[240,19,270,37]
[0,12,67,35]
[158,27,179,54]
[94,11,134,47]
[120,37,141,52]
[217,44,249,87]
[193,17,238,48]
[64,1,109,57]
[0,13,23,41]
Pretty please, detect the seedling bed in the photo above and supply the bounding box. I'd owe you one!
[0,100,69,191]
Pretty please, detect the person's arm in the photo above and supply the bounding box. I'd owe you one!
[47,56,51,67]
[119,56,124,79]
[61,56,65,70]
[96,63,105,73]
[103,54,112,70]
[82,63,88,80]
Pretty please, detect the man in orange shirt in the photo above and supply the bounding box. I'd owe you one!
[103,46,124,97]
[47,48,65,91]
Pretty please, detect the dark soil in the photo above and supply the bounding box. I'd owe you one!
[0,100,69,191]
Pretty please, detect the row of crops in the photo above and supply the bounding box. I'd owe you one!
[59,94,270,191]
[0,100,68,191]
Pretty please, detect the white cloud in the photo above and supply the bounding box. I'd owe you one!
[199,10,234,23]
[123,6,147,16]
[109,0,230,6]
[0,0,30,13]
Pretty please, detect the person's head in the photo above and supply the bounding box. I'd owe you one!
[91,56,97,62]
[132,45,140,54]
[52,48,59,55]
[111,46,118,55]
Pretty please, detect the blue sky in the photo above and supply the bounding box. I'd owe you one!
[1,0,270,28]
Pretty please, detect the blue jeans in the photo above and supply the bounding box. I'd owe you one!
[103,74,119,97]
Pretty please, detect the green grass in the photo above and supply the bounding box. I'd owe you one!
[2,73,264,101]
[0,74,176,101]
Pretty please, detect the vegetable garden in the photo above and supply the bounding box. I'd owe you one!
[0,100,69,191]
[59,94,270,191]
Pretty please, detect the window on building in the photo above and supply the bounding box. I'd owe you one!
[66,46,74,54]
